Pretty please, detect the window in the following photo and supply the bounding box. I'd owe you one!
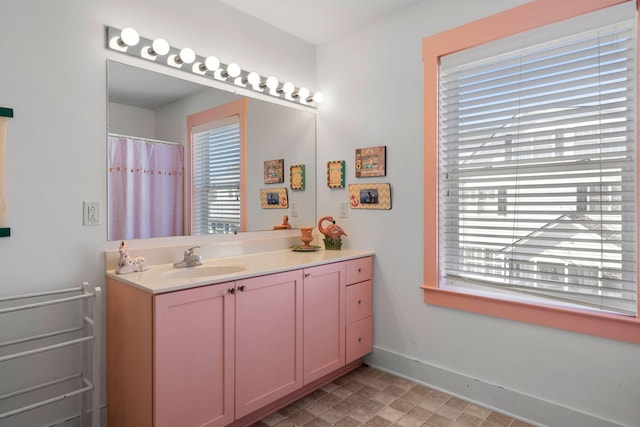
[187,99,247,235]
[440,12,637,315]
[422,0,640,343]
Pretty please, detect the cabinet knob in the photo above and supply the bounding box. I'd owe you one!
[238,285,246,292]
[358,337,363,343]
[228,288,236,295]
[358,299,363,305]
[304,273,310,278]
[358,268,362,273]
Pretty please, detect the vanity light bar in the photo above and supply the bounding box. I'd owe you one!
[106,26,324,107]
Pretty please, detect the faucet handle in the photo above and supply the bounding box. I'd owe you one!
[185,246,200,256]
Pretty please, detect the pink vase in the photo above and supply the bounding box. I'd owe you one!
[299,226,314,248]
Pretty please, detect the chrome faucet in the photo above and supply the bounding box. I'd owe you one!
[173,246,202,268]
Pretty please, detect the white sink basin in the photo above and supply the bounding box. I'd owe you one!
[162,265,246,279]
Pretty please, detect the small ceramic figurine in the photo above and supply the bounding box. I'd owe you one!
[318,216,347,250]
[115,241,148,274]
[273,215,292,230]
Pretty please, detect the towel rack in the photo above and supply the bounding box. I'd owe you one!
[0,283,102,426]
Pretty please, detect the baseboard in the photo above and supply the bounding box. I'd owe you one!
[365,346,623,427]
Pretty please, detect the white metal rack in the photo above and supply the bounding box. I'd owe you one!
[0,283,102,426]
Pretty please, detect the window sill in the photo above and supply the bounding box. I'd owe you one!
[421,284,640,344]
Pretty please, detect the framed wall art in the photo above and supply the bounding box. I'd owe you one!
[348,183,392,210]
[290,164,305,190]
[327,160,345,188]
[260,187,289,209]
[264,159,284,184]
[355,145,386,177]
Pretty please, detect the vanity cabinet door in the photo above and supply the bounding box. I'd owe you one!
[154,283,235,427]
[303,262,346,384]
[234,270,304,419]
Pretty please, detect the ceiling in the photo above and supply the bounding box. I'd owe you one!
[218,0,426,45]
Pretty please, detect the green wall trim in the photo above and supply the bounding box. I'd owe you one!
[0,228,10,237]
[0,107,14,118]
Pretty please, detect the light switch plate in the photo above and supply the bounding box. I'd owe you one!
[339,201,348,218]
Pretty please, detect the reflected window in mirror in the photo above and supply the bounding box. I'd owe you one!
[188,98,247,235]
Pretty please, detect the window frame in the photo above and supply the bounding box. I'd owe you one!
[187,98,248,235]
[421,0,640,344]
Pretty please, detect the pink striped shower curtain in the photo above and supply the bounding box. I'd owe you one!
[108,136,184,240]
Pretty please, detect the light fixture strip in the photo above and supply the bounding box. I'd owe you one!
[106,26,322,107]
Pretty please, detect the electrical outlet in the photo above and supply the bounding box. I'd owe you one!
[83,201,100,226]
[339,201,348,218]
[290,201,298,217]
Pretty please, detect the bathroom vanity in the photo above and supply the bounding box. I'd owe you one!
[106,249,373,427]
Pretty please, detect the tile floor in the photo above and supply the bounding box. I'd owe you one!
[253,365,535,427]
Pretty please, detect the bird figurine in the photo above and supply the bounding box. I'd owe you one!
[318,216,347,250]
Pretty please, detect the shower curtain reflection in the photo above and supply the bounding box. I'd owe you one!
[108,135,184,240]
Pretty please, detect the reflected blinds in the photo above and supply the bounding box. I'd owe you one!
[438,11,637,315]
[192,117,241,235]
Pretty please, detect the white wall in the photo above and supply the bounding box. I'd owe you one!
[108,103,155,138]
[0,1,315,425]
[316,0,640,426]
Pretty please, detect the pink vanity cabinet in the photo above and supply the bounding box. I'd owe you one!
[156,269,304,426]
[106,256,372,427]
[345,256,373,363]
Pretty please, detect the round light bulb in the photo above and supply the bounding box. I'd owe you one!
[266,76,279,90]
[203,56,220,71]
[120,27,139,47]
[151,38,170,56]
[177,48,195,64]
[226,63,241,78]
[297,87,310,100]
[247,72,261,86]
[311,92,325,103]
[282,82,295,95]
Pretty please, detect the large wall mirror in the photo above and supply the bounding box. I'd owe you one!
[107,60,316,241]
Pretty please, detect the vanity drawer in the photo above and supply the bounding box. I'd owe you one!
[346,257,372,285]
[346,317,372,364]
[346,280,372,324]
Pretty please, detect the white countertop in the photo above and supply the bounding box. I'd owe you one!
[106,248,374,294]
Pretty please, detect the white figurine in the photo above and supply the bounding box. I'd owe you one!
[115,241,148,274]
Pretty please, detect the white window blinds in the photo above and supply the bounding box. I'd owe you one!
[438,7,637,315]
[192,116,240,235]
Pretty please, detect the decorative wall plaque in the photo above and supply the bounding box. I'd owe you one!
[355,146,386,177]
[348,183,391,210]
[327,160,345,188]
